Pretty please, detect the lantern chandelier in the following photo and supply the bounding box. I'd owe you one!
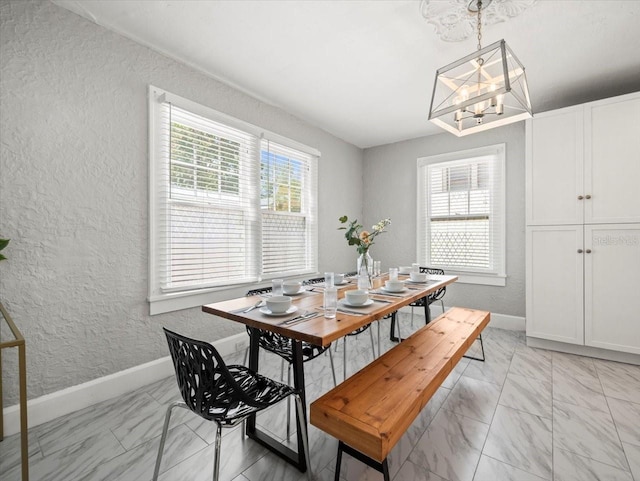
[426,0,533,136]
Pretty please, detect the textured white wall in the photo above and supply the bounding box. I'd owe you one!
[363,123,526,317]
[0,0,363,405]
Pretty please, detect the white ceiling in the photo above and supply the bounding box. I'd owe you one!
[53,0,640,148]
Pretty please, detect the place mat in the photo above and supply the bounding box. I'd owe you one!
[370,288,414,298]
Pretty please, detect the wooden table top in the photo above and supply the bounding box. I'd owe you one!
[202,274,458,347]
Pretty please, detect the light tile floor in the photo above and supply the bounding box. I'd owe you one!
[2,314,640,481]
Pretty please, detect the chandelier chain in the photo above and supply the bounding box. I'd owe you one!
[477,0,483,52]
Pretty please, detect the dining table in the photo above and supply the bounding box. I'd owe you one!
[201,273,458,473]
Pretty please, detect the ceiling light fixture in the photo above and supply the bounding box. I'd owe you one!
[427,0,532,136]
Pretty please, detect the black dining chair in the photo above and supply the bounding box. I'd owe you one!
[390,267,447,342]
[153,328,311,481]
[244,286,336,439]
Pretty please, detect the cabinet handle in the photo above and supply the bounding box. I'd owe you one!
[585,194,592,199]
[577,249,584,253]
[586,249,592,254]
[578,195,584,200]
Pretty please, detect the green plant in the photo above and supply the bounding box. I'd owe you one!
[0,238,9,261]
[338,216,391,254]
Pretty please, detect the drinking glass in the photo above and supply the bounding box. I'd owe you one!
[411,263,420,273]
[389,267,398,280]
[272,279,284,296]
[324,287,337,319]
[374,261,381,276]
[324,271,334,287]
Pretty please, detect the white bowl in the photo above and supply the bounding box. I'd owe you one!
[385,280,405,292]
[410,272,428,282]
[333,273,345,284]
[345,289,369,306]
[398,266,412,275]
[266,295,292,313]
[282,281,302,295]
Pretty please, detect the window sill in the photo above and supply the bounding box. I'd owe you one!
[452,273,506,287]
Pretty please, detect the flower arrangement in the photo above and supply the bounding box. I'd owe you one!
[338,216,391,255]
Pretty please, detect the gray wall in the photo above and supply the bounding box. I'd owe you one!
[362,123,526,317]
[0,0,363,405]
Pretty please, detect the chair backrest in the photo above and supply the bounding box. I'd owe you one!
[303,277,324,285]
[247,286,272,296]
[163,328,254,420]
[420,266,446,301]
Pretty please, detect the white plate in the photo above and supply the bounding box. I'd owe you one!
[406,279,429,284]
[259,306,298,317]
[341,298,374,308]
[381,286,407,293]
[284,288,305,296]
[334,280,350,286]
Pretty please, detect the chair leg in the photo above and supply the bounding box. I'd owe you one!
[153,401,185,481]
[343,337,347,381]
[440,299,445,315]
[286,364,292,441]
[369,327,376,359]
[280,358,285,382]
[410,305,415,327]
[211,422,223,481]
[328,347,337,387]
[293,393,313,481]
[377,322,381,357]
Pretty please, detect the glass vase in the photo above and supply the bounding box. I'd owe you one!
[357,250,373,289]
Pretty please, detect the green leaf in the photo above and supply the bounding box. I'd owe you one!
[339,215,348,223]
[0,254,6,261]
[0,239,9,251]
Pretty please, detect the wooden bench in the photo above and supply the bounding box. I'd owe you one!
[310,307,490,481]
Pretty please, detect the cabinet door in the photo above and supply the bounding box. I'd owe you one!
[526,226,584,344]
[585,93,640,224]
[585,224,640,354]
[526,106,583,225]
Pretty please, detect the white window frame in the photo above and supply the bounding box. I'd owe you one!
[148,86,319,314]
[417,144,506,286]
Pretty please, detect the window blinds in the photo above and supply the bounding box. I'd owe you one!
[260,140,318,276]
[418,146,505,276]
[157,102,260,291]
[149,87,319,303]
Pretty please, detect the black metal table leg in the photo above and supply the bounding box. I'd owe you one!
[245,328,308,471]
[335,441,390,481]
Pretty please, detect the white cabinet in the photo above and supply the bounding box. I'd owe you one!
[526,92,640,226]
[526,92,640,357]
[585,96,640,224]
[526,106,583,225]
[585,224,640,354]
[526,226,584,344]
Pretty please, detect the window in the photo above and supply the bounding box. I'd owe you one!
[149,86,318,314]
[417,144,505,286]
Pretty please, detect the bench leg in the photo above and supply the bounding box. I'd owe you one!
[463,333,486,362]
[335,441,390,481]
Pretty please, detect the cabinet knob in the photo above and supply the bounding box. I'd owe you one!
[586,249,592,254]
[585,194,592,199]
[577,249,584,253]
[578,195,584,200]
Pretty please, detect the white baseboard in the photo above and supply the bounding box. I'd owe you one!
[398,305,525,331]
[2,307,522,438]
[1,332,249,437]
